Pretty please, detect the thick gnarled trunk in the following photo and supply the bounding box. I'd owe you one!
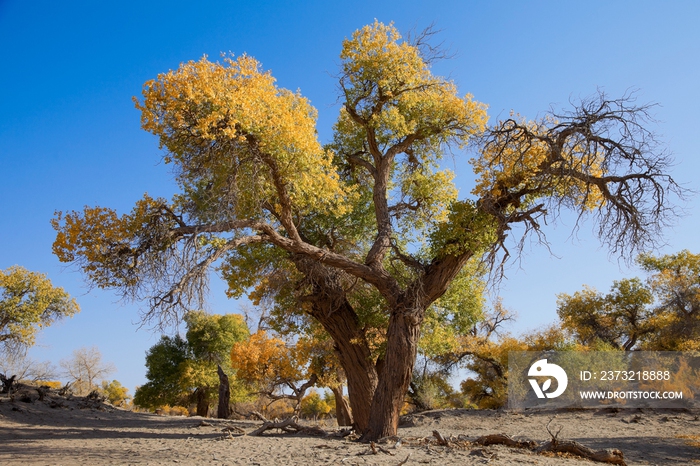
[294,257,378,433]
[310,298,378,432]
[362,309,422,441]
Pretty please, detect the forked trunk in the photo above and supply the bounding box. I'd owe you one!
[295,257,378,432]
[362,310,422,441]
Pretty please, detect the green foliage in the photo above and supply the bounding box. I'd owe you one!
[428,201,498,259]
[133,312,250,412]
[419,259,487,358]
[0,266,79,354]
[133,334,190,409]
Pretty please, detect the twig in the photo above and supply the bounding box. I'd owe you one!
[432,430,449,446]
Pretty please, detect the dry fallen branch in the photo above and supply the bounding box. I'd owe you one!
[358,440,396,457]
[249,416,328,436]
[222,425,246,434]
[538,440,626,465]
[324,427,354,439]
[432,430,449,446]
[475,433,537,449]
[474,432,626,465]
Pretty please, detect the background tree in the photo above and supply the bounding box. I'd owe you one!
[133,334,190,409]
[60,346,116,395]
[52,22,683,439]
[0,266,79,356]
[557,278,654,350]
[0,352,58,383]
[181,311,249,416]
[300,389,332,420]
[558,250,700,351]
[230,330,318,414]
[638,250,700,350]
[443,302,573,409]
[101,379,132,406]
[133,311,249,416]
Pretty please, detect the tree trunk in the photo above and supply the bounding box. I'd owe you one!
[293,257,378,433]
[331,384,353,426]
[310,298,377,432]
[362,309,422,441]
[217,365,231,419]
[195,388,209,417]
[0,374,16,394]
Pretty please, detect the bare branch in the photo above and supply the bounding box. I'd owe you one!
[477,90,688,266]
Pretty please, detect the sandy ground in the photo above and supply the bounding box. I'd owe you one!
[0,387,699,465]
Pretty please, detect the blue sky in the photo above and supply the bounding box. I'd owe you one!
[1,1,698,394]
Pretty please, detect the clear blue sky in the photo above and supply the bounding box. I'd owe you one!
[1,0,698,394]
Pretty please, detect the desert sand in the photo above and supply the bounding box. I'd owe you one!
[0,386,698,465]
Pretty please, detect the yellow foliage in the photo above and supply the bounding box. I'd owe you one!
[300,389,332,418]
[156,405,189,416]
[339,21,487,145]
[135,54,354,217]
[51,195,166,289]
[0,266,79,350]
[230,331,302,386]
[36,380,62,389]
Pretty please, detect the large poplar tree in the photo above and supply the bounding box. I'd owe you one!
[52,22,682,439]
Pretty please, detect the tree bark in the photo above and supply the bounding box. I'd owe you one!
[293,256,378,433]
[195,388,209,417]
[331,384,353,427]
[309,298,377,432]
[362,308,422,441]
[217,365,231,419]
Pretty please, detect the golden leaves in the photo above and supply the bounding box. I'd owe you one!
[135,55,353,218]
[51,195,170,290]
[0,266,79,349]
[230,330,302,385]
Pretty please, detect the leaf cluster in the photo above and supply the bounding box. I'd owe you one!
[0,266,79,354]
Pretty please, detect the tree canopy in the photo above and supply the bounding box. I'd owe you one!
[133,311,249,415]
[52,22,683,439]
[558,250,700,351]
[0,266,79,356]
[60,346,116,395]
